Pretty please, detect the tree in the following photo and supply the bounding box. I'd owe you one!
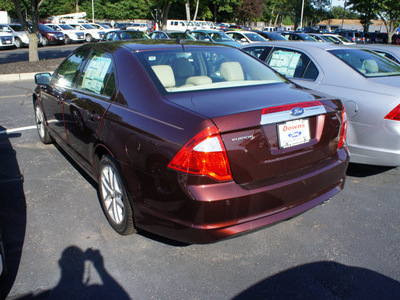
[11,0,43,62]
[349,0,400,42]
[235,0,264,25]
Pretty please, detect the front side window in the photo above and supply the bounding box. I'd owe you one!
[77,51,116,97]
[328,49,400,77]
[136,47,286,94]
[265,48,319,80]
[54,49,90,88]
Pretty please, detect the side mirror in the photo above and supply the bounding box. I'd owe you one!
[35,72,51,85]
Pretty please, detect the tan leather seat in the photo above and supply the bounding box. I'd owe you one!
[151,65,176,88]
[220,62,244,81]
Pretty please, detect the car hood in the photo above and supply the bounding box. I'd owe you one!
[163,82,325,120]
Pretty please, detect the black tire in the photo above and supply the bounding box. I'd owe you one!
[64,35,71,44]
[14,38,22,48]
[98,155,135,235]
[41,36,49,46]
[34,100,52,144]
[85,34,93,42]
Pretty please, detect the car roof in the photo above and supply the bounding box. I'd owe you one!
[241,40,355,52]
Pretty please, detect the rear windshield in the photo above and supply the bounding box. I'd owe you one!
[328,48,400,77]
[136,47,285,93]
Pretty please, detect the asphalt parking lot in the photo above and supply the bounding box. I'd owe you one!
[0,79,399,299]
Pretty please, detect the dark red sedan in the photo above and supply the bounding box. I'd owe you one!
[33,40,349,244]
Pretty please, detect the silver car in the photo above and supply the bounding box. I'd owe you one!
[354,44,400,64]
[242,41,400,166]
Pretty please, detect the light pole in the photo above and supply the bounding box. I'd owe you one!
[300,0,305,30]
[342,0,347,29]
[92,0,95,23]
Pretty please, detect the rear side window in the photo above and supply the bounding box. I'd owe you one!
[77,51,116,97]
[265,48,319,80]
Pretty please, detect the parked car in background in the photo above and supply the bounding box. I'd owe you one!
[89,23,115,33]
[252,30,288,41]
[225,30,267,44]
[68,23,105,42]
[322,34,355,45]
[113,22,133,30]
[148,30,196,40]
[39,24,65,46]
[45,23,85,44]
[392,34,400,45]
[0,24,14,48]
[32,40,349,244]
[280,32,316,41]
[3,23,40,48]
[337,31,365,43]
[102,30,149,41]
[126,23,151,33]
[242,41,400,166]
[190,29,241,47]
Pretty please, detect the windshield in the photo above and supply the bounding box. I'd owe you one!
[59,24,74,30]
[244,33,267,42]
[9,24,24,32]
[0,25,12,33]
[136,47,285,94]
[168,32,196,40]
[82,24,95,29]
[209,32,233,42]
[328,49,400,77]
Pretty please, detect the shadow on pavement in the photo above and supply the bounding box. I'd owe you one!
[15,246,130,299]
[346,163,395,177]
[0,126,26,299]
[234,261,400,299]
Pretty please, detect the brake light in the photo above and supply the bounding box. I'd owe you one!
[168,126,233,181]
[338,106,347,149]
[385,104,400,121]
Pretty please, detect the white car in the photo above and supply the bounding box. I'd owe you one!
[2,23,35,48]
[225,31,267,44]
[126,23,150,33]
[0,24,14,48]
[46,24,85,44]
[89,23,115,33]
[68,23,105,42]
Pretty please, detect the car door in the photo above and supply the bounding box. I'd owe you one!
[264,47,322,90]
[63,50,117,172]
[40,49,90,145]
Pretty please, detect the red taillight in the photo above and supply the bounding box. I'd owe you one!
[338,106,347,149]
[168,126,233,181]
[385,104,400,121]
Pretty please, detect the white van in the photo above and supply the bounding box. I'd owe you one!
[166,20,189,31]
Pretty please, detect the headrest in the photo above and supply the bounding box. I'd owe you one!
[364,59,378,73]
[220,62,244,81]
[171,57,194,78]
[151,65,176,88]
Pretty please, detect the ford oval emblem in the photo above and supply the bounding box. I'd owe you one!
[291,107,304,116]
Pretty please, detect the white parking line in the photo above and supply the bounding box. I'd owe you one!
[0,125,36,135]
[0,94,28,99]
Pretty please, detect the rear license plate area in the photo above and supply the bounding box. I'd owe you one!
[278,118,310,149]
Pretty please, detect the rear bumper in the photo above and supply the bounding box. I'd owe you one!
[134,148,349,244]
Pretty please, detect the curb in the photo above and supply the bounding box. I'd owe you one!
[0,72,37,82]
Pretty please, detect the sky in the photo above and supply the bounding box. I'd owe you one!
[331,0,346,8]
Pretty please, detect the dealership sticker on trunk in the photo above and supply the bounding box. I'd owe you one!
[278,118,310,148]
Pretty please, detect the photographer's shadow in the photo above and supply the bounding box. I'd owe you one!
[19,246,130,300]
